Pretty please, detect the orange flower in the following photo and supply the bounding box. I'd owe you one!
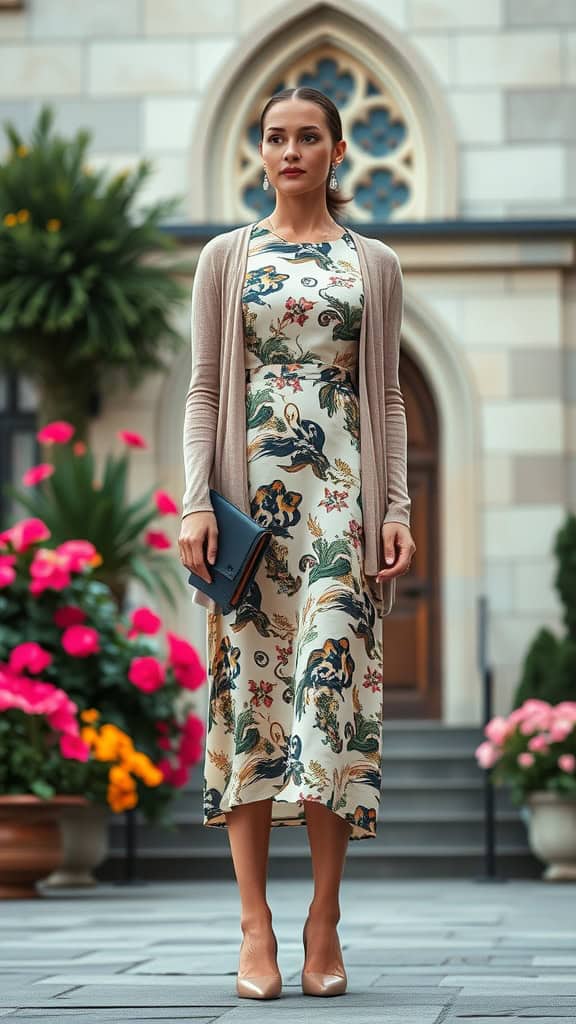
[16,144,28,158]
[80,708,100,724]
[3,213,17,228]
[16,209,30,224]
[46,218,61,232]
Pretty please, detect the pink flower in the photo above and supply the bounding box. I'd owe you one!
[128,606,162,638]
[128,656,165,693]
[517,752,535,768]
[22,463,54,487]
[144,530,171,550]
[475,740,502,769]
[37,420,75,445]
[549,718,574,743]
[29,548,71,595]
[9,642,52,675]
[528,734,549,754]
[558,754,575,774]
[2,517,51,553]
[157,756,190,788]
[118,429,148,449]
[56,539,98,572]
[54,605,87,628]
[167,631,206,690]
[154,490,178,515]
[0,670,81,738]
[0,565,15,588]
[178,713,204,765]
[61,625,100,658]
[60,733,91,761]
[485,715,513,746]
[0,554,16,567]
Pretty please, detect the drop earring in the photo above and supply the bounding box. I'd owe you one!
[329,162,339,191]
[262,170,270,191]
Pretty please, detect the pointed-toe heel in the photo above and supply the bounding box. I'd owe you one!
[236,973,282,999]
[235,932,282,1000]
[301,970,347,996]
[301,921,347,997]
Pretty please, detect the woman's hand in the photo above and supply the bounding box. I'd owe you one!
[178,511,219,584]
[375,522,416,582]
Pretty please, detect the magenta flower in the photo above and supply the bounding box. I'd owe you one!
[166,631,206,690]
[22,463,55,487]
[56,539,98,572]
[37,420,75,445]
[128,606,162,638]
[0,565,15,588]
[60,733,91,761]
[53,605,87,628]
[9,642,52,676]
[1,517,51,553]
[29,548,71,595]
[179,713,204,765]
[61,624,100,658]
[154,490,178,515]
[118,429,148,449]
[128,655,166,693]
[144,529,171,550]
[0,669,82,742]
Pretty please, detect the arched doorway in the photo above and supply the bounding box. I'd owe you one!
[383,351,441,719]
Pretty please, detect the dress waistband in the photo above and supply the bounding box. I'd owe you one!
[245,361,357,390]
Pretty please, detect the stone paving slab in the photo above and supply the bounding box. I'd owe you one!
[1,880,576,1020]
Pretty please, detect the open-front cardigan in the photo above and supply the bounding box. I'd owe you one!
[181,220,411,617]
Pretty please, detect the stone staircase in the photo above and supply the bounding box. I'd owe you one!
[98,722,542,881]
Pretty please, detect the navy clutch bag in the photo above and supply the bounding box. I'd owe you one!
[186,489,272,614]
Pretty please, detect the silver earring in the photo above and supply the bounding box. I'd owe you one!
[329,162,339,191]
[262,171,270,191]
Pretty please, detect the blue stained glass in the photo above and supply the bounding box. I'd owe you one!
[297,58,354,108]
[352,106,406,156]
[355,168,409,219]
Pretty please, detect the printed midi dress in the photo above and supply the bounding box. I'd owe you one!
[203,220,384,841]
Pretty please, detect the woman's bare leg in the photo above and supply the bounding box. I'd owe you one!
[302,801,351,973]
[224,797,279,976]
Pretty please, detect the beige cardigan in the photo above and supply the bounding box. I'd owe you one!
[181,221,410,617]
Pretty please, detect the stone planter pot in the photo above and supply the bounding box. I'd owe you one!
[41,801,110,889]
[526,790,576,882]
[0,795,88,899]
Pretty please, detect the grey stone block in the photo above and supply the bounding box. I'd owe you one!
[28,99,141,152]
[506,89,576,142]
[505,0,576,26]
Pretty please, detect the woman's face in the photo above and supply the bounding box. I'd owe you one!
[259,98,345,197]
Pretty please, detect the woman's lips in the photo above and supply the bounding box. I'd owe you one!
[282,169,304,175]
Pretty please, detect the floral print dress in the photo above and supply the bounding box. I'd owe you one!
[203,220,384,841]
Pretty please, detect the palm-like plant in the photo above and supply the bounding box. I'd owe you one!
[0,105,187,437]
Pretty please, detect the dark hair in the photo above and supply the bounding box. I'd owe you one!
[259,87,353,222]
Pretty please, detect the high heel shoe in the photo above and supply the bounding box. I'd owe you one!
[236,931,282,999]
[301,918,347,996]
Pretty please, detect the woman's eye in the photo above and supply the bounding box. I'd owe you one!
[268,135,318,143]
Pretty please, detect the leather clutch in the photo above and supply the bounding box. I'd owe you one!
[186,489,272,614]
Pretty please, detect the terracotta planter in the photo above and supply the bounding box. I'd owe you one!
[0,795,88,899]
[41,801,110,888]
[526,790,576,882]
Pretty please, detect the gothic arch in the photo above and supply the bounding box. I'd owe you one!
[187,0,458,222]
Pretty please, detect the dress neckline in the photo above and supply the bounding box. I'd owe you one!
[254,219,349,245]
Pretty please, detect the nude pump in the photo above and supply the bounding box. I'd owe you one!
[236,932,282,999]
[301,919,348,996]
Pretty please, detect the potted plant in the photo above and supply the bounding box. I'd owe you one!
[0,513,206,887]
[3,418,186,610]
[476,699,576,880]
[0,105,187,440]
[0,669,92,899]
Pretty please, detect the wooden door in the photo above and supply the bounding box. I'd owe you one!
[382,352,441,719]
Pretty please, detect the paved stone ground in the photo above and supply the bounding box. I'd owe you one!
[0,878,575,1023]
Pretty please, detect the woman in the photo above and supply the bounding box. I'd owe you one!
[178,86,415,1000]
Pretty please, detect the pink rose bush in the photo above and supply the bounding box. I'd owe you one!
[475,699,576,805]
[0,510,206,820]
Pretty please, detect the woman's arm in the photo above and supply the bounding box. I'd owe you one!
[382,259,411,527]
[181,241,221,518]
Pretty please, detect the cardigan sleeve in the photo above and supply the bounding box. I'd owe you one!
[382,259,411,528]
[181,241,221,518]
